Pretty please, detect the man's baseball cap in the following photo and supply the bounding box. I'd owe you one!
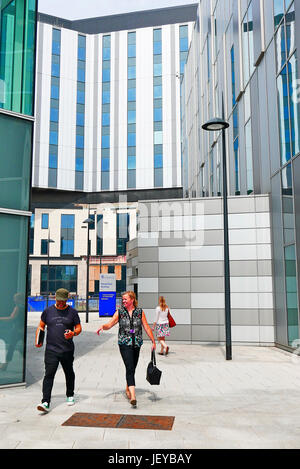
[55,288,69,301]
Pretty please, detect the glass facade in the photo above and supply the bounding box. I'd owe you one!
[41,265,77,295]
[48,28,61,188]
[272,0,299,348]
[61,214,75,256]
[127,31,136,189]
[153,28,163,187]
[116,213,129,255]
[75,34,86,190]
[101,35,111,190]
[0,0,36,115]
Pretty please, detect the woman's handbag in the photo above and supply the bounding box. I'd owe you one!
[167,310,176,328]
[146,350,162,385]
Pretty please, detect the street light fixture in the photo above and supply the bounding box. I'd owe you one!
[202,111,232,361]
[46,237,55,308]
[82,217,94,323]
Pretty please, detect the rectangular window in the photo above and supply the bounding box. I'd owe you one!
[117,213,130,255]
[245,120,254,194]
[101,35,111,191]
[41,239,48,255]
[41,265,77,295]
[61,214,75,256]
[41,213,49,229]
[127,32,136,189]
[48,28,61,188]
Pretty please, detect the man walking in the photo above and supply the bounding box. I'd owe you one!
[35,288,82,413]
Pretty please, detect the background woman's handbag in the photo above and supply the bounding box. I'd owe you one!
[168,310,176,328]
[146,350,162,385]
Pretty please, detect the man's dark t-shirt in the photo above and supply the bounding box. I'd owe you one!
[41,305,81,354]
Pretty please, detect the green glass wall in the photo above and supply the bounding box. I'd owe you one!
[0,0,37,386]
[0,0,37,115]
[0,113,33,211]
[0,214,29,385]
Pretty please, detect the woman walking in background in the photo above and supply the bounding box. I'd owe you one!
[153,296,170,356]
[96,291,156,408]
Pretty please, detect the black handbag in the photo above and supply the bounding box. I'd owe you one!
[146,350,162,385]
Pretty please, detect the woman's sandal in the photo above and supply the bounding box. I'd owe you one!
[166,346,169,355]
[130,399,137,407]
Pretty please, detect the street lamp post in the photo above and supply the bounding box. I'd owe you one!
[202,112,232,361]
[82,217,94,323]
[46,236,55,308]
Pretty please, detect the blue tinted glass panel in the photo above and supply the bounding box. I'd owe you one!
[78,47,86,61]
[77,90,85,104]
[76,112,84,126]
[180,37,189,51]
[51,63,60,77]
[103,47,110,60]
[128,88,136,101]
[50,108,59,122]
[51,85,59,99]
[102,90,110,104]
[49,153,57,169]
[50,131,58,145]
[102,113,110,126]
[128,133,136,147]
[61,240,74,255]
[128,45,136,57]
[101,157,110,171]
[76,158,84,171]
[42,214,49,229]
[154,85,162,98]
[128,110,136,123]
[52,41,60,55]
[154,153,163,168]
[154,108,162,121]
[102,69,110,82]
[154,63,162,76]
[154,42,162,54]
[102,135,110,148]
[77,69,85,82]
[128,155,136,169]
[76,135,84,148]
[128,67,136,79]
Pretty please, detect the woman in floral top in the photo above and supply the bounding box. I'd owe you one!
[96,291,155,408]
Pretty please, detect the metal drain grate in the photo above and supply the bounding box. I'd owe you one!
[62,412,175,431]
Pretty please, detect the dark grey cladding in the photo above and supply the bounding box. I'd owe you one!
[38,4,198,34]
[31,187,184,209]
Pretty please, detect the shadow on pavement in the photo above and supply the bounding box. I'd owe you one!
[25,325,111,386]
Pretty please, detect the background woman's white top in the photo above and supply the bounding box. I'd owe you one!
[155,306,169,324]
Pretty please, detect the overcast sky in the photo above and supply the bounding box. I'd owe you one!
[38,0,198,20]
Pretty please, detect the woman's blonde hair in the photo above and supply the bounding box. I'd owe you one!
[159,296,168,311]
[123,291,138,308]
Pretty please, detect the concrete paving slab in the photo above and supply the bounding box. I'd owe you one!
[1,312,300,449]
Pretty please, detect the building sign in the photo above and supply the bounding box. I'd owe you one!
[99,273,116,317]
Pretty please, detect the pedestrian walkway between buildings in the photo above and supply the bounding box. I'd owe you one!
[1,312,300,449]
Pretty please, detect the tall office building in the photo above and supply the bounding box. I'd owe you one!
[181,0,300,350]
[33,5,197,194]
[0,0,37,386]
[28,5,197,301]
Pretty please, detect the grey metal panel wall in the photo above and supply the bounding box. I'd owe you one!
[293,155,300,340]
[252,0,263,66]
[265,42,281,177]
[271,173,287,346]
[39,5,198,34]
[250,70,262,194]
[257,56,271,194]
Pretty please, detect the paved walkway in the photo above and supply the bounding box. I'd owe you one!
[1,312,300,449]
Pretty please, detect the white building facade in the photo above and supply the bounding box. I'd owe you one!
[33,6,197,193]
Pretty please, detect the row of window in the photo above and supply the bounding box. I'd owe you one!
[75,35,86,190]
[38,264,127,296]
[153,29,163,188]
[101,35,111,190]
[29,213,130,257]
[127,32,136,189]
[48,28,61,188]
